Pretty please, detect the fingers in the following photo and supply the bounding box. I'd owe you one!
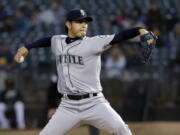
[14,53,24,63]
[148,31,157,45]
[147,38,154,45]
[14,47,29,63]
[17,47,29,56]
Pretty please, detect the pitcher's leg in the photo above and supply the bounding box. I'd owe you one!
[40,106,80,135]
[85,102,132,135]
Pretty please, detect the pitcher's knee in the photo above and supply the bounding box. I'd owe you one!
[111,123,132,135]
[39,128,64,135]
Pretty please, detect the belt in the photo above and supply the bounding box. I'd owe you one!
[66,93,98,100]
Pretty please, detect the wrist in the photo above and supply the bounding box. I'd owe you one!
[24,45,31,50]
[139,29,149,35]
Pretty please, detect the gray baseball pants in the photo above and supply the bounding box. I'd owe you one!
[39,93,132,135]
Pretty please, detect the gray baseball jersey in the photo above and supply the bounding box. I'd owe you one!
[51,34,114,95]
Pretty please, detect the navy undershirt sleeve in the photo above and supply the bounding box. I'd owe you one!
[25,36,52,50]
[109,27,142,45]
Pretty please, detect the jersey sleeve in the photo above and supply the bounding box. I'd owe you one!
[89,34,115,53]
[51,35,57,54]
[51,35,61,55]
[51,35,67,55]
[109,27,141,44]
[25,36,52,50]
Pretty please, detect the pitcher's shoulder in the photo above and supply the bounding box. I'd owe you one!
[86,35,110,39]
[83,35,99,40]
[52,35,67,40]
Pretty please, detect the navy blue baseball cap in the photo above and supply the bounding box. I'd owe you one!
[66,9,93,22]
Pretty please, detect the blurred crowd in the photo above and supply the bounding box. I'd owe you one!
[0,0,179,69]
[0,0,180,129]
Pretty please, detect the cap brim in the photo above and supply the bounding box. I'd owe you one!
[71,16,93,22]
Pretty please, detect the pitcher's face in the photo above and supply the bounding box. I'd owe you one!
[66,20,88,38]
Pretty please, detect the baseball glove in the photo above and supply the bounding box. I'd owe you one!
[139,32,158,63]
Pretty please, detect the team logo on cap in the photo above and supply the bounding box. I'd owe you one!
[80,9,86,16]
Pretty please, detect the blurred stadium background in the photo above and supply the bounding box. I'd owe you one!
[0,0,180,134]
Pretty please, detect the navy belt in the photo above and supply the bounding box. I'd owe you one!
[66,93,98,100]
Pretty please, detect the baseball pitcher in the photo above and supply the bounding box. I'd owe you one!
[14,9,157,135]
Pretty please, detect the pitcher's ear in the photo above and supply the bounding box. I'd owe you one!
[65,21,71,30]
